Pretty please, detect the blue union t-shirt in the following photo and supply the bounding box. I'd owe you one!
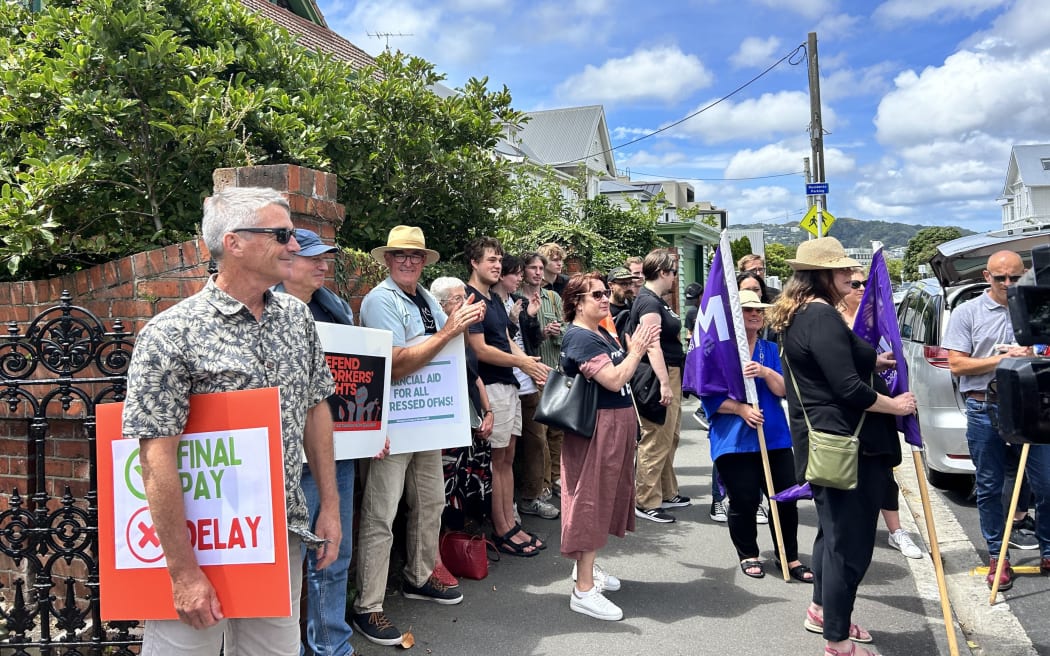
[560,324,633,409]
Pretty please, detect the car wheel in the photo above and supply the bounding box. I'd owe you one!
[922,451,973,491]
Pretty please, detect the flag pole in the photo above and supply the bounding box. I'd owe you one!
[755,416,790,581]
[910,446,959,656]
[989,443,1029,603]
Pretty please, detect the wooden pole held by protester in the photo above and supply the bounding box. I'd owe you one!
[911,447,960,656]
[990,443,1030,603]
[754,406,790,582]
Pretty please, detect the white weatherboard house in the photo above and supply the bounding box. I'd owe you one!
[1000,144,1050,229]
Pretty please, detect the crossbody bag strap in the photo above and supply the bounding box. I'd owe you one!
[784,352,868,439]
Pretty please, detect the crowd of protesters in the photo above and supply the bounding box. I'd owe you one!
[127,192,977,656]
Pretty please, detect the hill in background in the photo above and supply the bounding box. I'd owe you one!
[735,217,976,250]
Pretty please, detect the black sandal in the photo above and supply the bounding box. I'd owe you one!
[773,558,814,583]
[492,527,539,558]
[740,558,765,579]
[512,522,546,550]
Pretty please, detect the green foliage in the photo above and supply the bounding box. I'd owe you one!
[730,236,753,267]
[885,257,904,284]
[737,217,974,250]
[0,0,517,279]
[764,242,795,284]
[902,226,963,280]
[493,167,663,271]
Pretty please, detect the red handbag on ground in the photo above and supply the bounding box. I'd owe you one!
[439,531,496,580]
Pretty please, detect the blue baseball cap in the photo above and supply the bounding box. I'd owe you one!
[294,229,338,257]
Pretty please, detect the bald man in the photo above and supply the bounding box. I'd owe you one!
[943,250,1050,590]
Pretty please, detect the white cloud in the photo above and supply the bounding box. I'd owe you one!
[556,46,714,104]
[814,13,862,41]
[730,36,781,69]
[325,1,442,57]
[873,0,1006,25]
[963,0,1050,56]
[820,62,895,101]
[751,0,835,20]
[724,142,855,179]
[874,49,1050,147]
[669,91,836,144]
[615,148,730,172]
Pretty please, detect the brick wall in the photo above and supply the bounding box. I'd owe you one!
[0,164,346,596]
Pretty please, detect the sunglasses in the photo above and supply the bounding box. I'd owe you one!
[232,227,295,244]
[389,251,426,264]
[578,289,611,301]
[990,274,1022,283]
[850,280,865,289]
[743,307,765,313]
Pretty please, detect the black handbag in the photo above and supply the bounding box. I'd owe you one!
[631,360,667,424]
[534,369,599,438]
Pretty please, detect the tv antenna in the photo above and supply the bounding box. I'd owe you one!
[367,32,413,49]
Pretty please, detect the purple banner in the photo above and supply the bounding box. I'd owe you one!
[853,250,923,447]
[682,239,746,402]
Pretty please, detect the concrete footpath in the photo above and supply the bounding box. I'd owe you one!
[373,399,976,656]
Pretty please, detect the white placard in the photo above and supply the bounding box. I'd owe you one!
[315,323,392,460]
[110,428,276,570]
[386,334,472,454]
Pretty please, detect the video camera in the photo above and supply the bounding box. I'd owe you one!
[989,243,1050,443]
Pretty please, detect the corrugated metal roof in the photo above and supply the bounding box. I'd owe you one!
[1012,144,1050,187]
[599,180,644,194]
[240,0,377,71]
[518,105,614,173]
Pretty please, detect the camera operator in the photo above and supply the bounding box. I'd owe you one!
[943,250,1050,590]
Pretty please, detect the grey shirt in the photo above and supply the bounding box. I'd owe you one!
[941,291,1015,394]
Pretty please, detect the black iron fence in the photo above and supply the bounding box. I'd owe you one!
[0,291,140,654]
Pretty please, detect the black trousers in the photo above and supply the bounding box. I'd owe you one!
[715,448,800,561]
[811,454,893,642]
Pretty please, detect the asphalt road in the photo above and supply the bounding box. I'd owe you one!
[359,399,979,656]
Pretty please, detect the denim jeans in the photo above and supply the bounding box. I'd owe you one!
[965,398,1050,558]
[300,460,356,656]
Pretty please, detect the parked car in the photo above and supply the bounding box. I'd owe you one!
[897,224,1050,489]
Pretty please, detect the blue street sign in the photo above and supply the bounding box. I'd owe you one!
[806,182,829,196]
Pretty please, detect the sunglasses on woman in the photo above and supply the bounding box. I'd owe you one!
[850,280,865,289]
[578,289,611,301]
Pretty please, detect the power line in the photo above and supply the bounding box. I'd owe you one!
[551,42,808,167]
[628,169,805,182]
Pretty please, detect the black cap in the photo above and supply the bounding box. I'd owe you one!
[685,283,702,300]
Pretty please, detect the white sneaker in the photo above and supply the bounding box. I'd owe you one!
[571,561,621,592]
[570,586,623,621]
[755,504,769,525]
[513,502,521,525]
[888,528,923,559]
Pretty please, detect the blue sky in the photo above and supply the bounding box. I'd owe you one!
[315,0,1050,232]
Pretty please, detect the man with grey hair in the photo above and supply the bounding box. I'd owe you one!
[122,187,341,655]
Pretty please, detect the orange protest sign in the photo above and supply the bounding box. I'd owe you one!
[96,387,289,621]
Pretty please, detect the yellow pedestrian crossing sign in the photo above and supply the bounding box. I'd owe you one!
[800,205,836,237]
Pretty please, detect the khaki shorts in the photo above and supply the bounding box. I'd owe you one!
[486,382,522,448]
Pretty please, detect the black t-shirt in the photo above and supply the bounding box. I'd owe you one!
[543,274,568,296]
[632,287,685,366]
[610,302,629,318]
[406,289,437,334]
[465,284,518,387]
[781,302,900,481]
[684,306,698,335]
[561,325,632,409]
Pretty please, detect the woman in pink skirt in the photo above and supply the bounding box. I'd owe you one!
[558,272,659,621]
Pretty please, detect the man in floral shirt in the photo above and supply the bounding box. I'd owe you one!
[122,187,338,655]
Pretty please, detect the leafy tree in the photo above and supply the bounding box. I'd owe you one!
[902,227,963,280]
[764,242,795,285]
[0,0,517,278]
[730,236,753,268]
[493,166,663,271]
[885,257,904,285]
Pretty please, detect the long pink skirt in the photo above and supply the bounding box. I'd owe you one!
[560,405,638,559]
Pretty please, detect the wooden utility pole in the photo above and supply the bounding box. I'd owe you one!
[807,32,827,237]
[804,157,814,210]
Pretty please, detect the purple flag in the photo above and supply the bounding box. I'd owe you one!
[682,232,750,402]
[853,249,923,447]
[771,482,813,502]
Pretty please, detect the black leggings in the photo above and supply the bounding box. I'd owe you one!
[715,448,800,561]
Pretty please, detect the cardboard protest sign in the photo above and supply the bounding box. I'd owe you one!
[96,387,289,621]
[315,323,392,459]
[386,334,472,454]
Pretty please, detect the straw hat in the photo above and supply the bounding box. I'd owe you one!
[786,237,860,271]
[370,226,440,266]
[739,289,772,308]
